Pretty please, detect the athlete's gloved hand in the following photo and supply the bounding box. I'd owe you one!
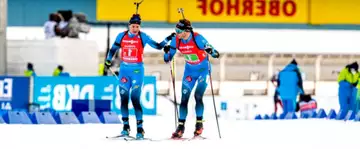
[205,48,220,58]
[164,54,171,63]
[163,45,171,53]
[212,49,220,58]
[166,33,176,41]
[104,60,112,68]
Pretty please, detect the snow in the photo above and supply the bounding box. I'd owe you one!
[0,116,360,149]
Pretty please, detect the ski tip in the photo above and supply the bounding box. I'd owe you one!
[189,136,207,140]
[169,137,188,141]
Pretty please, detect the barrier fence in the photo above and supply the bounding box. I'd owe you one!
[0,76,157,115]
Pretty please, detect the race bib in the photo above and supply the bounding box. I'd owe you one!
[123,48,138,57]
[184,54,199,63]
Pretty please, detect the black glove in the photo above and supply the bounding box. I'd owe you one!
[205,48,220,58]
[163,45,171,53]
[205,47,213,54]
[212,49,220,58]
[166,33,176,41]
[104,60,112,68]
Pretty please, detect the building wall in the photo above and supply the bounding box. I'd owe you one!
[8,0,96,26]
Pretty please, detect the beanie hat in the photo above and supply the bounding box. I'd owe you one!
[176,19,192,31]
[129,14,141,25]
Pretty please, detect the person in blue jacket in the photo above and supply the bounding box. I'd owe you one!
[277,59,304,114]
[104,14,174,139]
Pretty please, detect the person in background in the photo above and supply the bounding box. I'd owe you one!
[338,61,359,113]
[98,63,105,76]
[53,65,70,77]
[44,13,61,39]
[296,94,317,115]
[356,82,360,113]
[270,69,282,114]
[277,59,304,114]
[24,63,36,77]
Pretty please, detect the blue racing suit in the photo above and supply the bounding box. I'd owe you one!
[106,31,168,128]
[164,32,219,123]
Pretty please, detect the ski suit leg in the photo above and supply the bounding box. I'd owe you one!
[193,71,209,120]
[281,99,289,114]
[350,87,357,112]
[287,98,296,113]
[179,71,197,121]
[356,89,360,113]
[129,66,144,127]
[281,99,295,114]
[338,83,351,111]
[118,67,131,124]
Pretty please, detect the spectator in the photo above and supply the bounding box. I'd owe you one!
[24,63,36,77]
[277,59,304,114]
[296,94,317,115]
[98,63,105,76]
[338,61,359,113]
[52,65,61,76]
[59,12,91,38]
[57,13,68,30]
[44,13,61,39]
[52,65,70,77]
[270,69,282,113]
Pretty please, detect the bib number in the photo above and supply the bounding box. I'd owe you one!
[123,48,138,57]
[184,54,199,62]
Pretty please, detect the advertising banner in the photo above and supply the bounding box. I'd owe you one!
[310,0,360,24]
[97,0,167,22]
[169,0,308,23]
[33,76,157,115]
[0,76,30,111]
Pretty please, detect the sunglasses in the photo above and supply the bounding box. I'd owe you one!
[175,28,185,34]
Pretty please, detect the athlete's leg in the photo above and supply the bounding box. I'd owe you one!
[118,67,131,135]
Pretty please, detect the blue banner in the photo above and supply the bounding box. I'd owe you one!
[33,76,157,115]
[0,76,30,111]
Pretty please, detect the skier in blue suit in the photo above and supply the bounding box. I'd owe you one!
[162,19,220,138]
[105,14,174,139]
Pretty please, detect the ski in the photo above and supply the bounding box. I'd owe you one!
[106,135,206,141]
[187,136,207,141]
[106,135,155,141]
[105,134,136,140]
[124,137,154,141]
[168,137,189,141]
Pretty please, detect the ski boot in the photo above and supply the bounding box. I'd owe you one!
[171,123,185,139]
[136,120,145,139]
[121,124,130,136]
[193,120,203,136]
[136,127,145,139]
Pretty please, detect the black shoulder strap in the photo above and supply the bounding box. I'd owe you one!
[177,31,202,50]
[138,31,145,48]
[191,31,202,50]
[118,30,128,49]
